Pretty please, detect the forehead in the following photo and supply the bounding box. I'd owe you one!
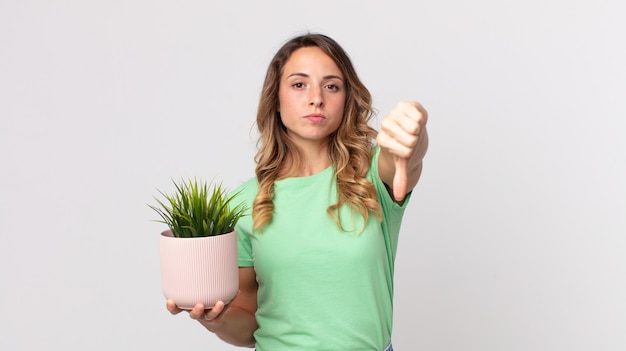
[282,46,343,77]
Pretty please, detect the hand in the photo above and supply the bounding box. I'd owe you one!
[166,299,228,329]
[376,101,428,201]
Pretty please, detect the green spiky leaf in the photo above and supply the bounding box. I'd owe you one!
[148,178,247,238]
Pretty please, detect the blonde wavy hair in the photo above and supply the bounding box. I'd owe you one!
[253,33,382,232]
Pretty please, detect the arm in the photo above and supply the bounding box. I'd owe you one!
[167,267,258,347]
[377,101,429,203]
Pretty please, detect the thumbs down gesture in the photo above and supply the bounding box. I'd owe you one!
[376,101,429,202]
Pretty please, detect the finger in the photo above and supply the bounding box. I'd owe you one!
[393,156,408,201]
[166,300,183,315]
[399,102,428,142]
[380,117,419,152]
[199,301,226,321]
[188,303,207,319]
[400,101,428,124]
[398,111,421,136]
[207,300,225,316]
[377,131,413,159]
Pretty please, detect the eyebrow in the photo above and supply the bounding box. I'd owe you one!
[286,72,344,81]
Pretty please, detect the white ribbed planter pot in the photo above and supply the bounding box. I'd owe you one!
[160,229,239,310]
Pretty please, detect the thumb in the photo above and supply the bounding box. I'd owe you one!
[393,156,408,201]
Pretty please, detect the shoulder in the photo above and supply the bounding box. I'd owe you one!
[230,176,258,193]
[228,176,259,205]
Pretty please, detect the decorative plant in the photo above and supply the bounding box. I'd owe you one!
[149,178,247,238]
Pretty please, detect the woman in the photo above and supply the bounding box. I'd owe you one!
[167,33,428,351]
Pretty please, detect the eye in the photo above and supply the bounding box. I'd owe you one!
[292,82,305,89]
[325,84,340,91]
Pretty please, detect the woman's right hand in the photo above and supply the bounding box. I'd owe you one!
[166,300,228,330]
[164,267,259,347]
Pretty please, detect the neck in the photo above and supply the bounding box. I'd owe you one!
[281,140,332,177]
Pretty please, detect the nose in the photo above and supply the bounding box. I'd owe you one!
[309,87,324,107]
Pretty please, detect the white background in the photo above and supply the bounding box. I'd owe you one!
[1,1,625,350]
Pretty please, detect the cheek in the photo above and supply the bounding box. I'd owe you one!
[278,90,297,112]
[331,95,347,113]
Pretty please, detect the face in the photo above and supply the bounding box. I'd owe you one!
[278,46,346,147]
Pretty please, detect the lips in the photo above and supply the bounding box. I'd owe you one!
[304,114,325,123]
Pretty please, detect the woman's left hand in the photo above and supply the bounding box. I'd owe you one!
[376,101,428,201]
